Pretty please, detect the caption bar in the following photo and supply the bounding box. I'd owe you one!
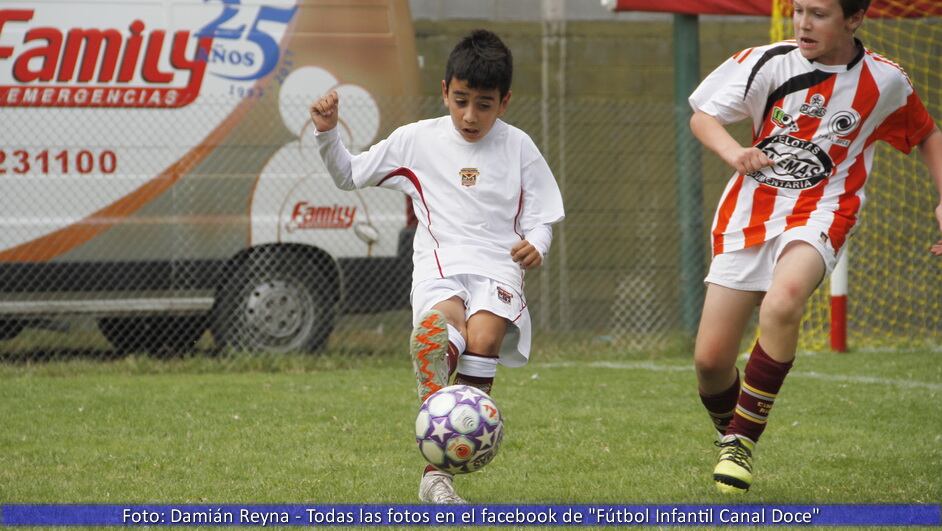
[2,504,939,526]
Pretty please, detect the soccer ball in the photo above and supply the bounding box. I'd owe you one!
[415,384,503,474]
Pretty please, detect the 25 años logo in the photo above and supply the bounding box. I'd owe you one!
[197,0,297,82]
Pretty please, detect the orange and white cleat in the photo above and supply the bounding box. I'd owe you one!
[410,310,451,403]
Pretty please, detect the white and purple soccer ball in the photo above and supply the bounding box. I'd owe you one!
[415,384,504,474]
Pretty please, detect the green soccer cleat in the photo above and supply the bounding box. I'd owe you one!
[713,434,755,494]
[410,310,450,403]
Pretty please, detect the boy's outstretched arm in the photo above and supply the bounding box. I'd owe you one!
[309,91,411,192]
[690,111,773,174]
[918,127,942,256]
[310,90,339,132]
[309,90,355,190]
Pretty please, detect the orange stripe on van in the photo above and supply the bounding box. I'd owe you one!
[0,43,258,263]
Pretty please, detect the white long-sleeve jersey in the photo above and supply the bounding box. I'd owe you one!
[315,116,565,293]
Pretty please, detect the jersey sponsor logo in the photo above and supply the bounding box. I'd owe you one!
[799,93,827,118]
[818,110,860,148]
[750,134,834,190]
[770,106,799,132]
[0,9,211,108]
[285,202,356,232]
[828,110,860,136]
[496,286,512,304]
[459,167,478,187]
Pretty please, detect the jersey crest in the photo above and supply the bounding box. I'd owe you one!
[459,167,479,187]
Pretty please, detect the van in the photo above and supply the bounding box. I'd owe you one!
[0,0,420,353]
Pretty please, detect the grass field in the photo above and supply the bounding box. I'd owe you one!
[1,342,939,512]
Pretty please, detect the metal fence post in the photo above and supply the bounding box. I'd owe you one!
[673,14,706,338]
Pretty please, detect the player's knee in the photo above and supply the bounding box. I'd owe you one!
[694,336,738,378]
[694,349,736,380]
[760,287,805,326]
[466,331,502,357]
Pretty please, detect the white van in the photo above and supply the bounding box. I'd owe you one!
[0,0,420,353]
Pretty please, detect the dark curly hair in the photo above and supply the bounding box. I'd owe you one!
[444,29,513,99]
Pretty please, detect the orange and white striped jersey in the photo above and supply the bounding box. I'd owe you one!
[690,40,936,257]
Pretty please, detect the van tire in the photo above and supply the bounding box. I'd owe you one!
[0,320,23,341]
[98,316,206,357]
[212,252,336,353]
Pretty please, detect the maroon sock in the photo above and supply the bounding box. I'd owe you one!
[699,369,740,435]
[728,341,793,443]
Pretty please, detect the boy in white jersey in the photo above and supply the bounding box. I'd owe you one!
[309,29,564,503]
[688,0,942,494]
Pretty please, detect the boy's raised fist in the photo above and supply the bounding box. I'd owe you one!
[310,90,339,132]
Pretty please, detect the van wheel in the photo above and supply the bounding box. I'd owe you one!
[98,316,206,357]
[0,320,23,341]
[212,254,335,353]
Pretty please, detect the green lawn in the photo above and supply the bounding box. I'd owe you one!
[1,348,939,506]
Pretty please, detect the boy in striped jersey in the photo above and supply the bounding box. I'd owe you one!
[688,0,942,493]
[310,30,564,503]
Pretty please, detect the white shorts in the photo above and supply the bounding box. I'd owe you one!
[705,225,841,292]
[411,274,531,367]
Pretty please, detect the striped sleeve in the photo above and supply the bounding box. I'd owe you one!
[690,45,780,125]
[871,89,937,154]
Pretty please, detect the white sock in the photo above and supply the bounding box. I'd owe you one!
[447,324,466,355]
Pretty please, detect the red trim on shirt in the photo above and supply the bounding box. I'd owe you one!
[433,250,444,278]
[512,187,525,239]
[379,167,440,247]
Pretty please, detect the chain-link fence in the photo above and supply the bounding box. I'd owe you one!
[0,89,723,362]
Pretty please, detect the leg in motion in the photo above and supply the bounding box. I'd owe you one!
[454,311,507,395]
[715,242,825,493]
[695,283,762,438]
[412,297,469,503]
[411,297,466,403]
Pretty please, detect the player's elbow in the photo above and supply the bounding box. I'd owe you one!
[334,179,357,191]
[689,111,712,135]
[689,112,706,138]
